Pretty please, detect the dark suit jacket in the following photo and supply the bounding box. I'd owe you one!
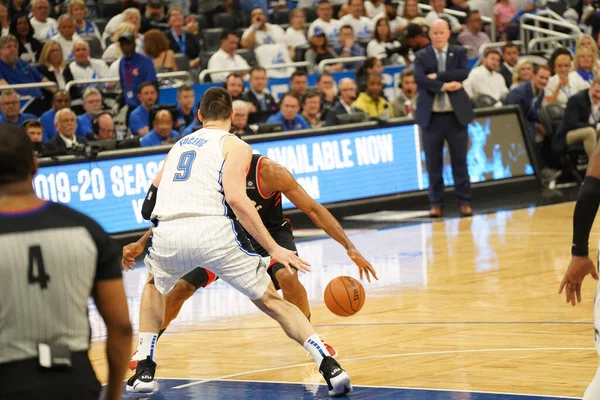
[497,63,513,89]
[413,44,474,128]
[164,29,201,63]
[503,81,543,137]
[42,134,88,156]
[324,101,353,127]
[36,64,80,99]
[241,90,278,124]
[554,89,593,152]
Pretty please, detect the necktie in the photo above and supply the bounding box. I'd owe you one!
[436,50,446,109]
[258,96,266,111]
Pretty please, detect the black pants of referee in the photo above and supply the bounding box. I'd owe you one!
[0,351,100,399]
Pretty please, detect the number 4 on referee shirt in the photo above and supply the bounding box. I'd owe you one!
[28,245,50,289]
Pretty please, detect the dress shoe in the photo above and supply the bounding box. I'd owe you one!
[429,206,442,218]
[460,204,473,217]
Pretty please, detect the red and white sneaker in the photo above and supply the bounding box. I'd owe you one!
[129,350,139,371]
[323,341,338,357]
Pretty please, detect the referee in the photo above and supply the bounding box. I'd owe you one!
[0,124,132,399]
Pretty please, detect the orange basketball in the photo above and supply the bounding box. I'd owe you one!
[324,276,365,317]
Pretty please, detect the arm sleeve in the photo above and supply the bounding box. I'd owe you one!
[572,176,600,256]
[142,184,158,220]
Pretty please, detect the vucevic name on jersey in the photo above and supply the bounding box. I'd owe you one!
[246,154,287,231]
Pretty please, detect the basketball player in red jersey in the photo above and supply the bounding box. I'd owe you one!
[124,154,377,370]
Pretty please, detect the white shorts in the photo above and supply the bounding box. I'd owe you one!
[144,216,271,300]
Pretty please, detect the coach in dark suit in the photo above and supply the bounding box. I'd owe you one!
[554,77,600,158]
[42,109,88,156]
[241,67,279,124]
[324,78,358,126]
[414,19,474,218]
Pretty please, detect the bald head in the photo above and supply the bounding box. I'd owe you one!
[338,78,357,105]
[96,113,114,140]
[153,110,174,138]
[429,19,450,50]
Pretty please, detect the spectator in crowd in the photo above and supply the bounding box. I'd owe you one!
[242,66,278,124]
[554,75,600,159]
[140,0,167,34]
[392,69,418,117]
[333,25,365,71]
[498,42,519,89]
[266,91,310,131]
[364,0,384,18]
[42,108,87,154]
[301,89,322,128]
[208,30,250,82]
[0,35,56,103]
[576,34,600,66]
[0,1,9,35]
[373,0,408,37]
[9,12,41,63]
[353,73,393,118]
[356,56,383,93]
[289,70,309,96]
[68,0,102,46]
[0,89,36,126]
[69,39,109,86]
[285,8,308,55]
[308,0,341,44]
[367,17,402,63]
[37,39,75,93]
[119,32,157,110]
[425,0,462,32]
[511,58,534,88]
[464,48,508,105]
[231,100,254,136]
[39,90,70,141]
[414,19,473,218]
[128,81,158,136]
[305,29,342,73]
[575,46,597,84]
[402,0,422,24]
[86,111,115,141]
[493,0,518,40]
[103,8,143,50]
[175,84,195,132]
[317,72,338,116]
[457,10,491,58]
[403,23,431,55]
[139,109,179,147]
[325,77,359,126]
[164,7,201,70]
[52,14,81,61]
[504,64,561,181]
[340,0,373,40]
[24,119,43,152]
[545,48,590,107]
[143,29,176,72]
[241,7,286,49]
[103,22,136,61]
[30,0,57,41]
[224,73,245,101]
[75,87,103,137]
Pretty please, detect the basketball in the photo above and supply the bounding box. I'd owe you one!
[324,276,365,317]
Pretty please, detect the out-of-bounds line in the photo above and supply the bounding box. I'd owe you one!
[171,346,594,390]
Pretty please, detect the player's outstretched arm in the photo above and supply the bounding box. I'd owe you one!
[560,148,600,305]
[222,136,310,273]
[264,159,378,282]
[122,228,152,271]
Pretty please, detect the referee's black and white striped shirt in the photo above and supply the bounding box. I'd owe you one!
[0,201,122,364]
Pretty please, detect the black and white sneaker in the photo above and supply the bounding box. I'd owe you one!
[319,356,352,397]
[126,356,159,393]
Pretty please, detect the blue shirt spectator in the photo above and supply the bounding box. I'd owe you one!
[140,129,179,147]
[118,32,157,108]
[0,111,37,126]
[267,111,310,131]
[0,89,36,128]
[266,92,310,131]
[182,120,201,136]
[129,105,150,135]
[333,26,366,71]
[38,90,72,141]
[76,113,93,137]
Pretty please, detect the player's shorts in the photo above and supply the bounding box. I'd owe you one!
[145,216,271,300]
[250,221,297,290]
[181,266,218,289]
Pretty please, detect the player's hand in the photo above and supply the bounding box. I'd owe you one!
[348,248,378,283]
[559,256,599,306]
[269,246,311,274]
[121,242,144,271]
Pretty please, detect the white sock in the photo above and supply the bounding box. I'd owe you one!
[303,334,327,366]
[137,332,158,361]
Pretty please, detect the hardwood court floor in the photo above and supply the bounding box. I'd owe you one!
[89,202,599,398]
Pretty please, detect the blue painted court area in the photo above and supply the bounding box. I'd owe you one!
[116,379,575,400]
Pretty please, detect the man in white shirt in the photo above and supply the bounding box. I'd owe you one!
[30,0,57,41]
[241,7,286,49]
[69,40,110,81]
[52,15,82,61]
[425,0,462,32]
[464,48,508,105]
[340,0,374,40]
[308,0,342,43]
[207,31,250,82]
[372,0,408,37]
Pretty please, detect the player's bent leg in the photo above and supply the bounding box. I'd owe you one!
[274,266,311,319]
[162,279,197,331]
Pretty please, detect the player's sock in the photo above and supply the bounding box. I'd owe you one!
[303,333,327,365]
[137,332,158,361]
[157,329,166,339]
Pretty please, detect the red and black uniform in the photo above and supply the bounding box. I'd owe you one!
[180,154,296,290]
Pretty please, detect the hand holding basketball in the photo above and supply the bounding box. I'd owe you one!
[324,276,365,317]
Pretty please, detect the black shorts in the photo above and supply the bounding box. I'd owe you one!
[180,266,218,289]
[0,351,100,400]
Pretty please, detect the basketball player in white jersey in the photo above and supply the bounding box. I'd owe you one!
[127,87,352,397]
[561,147,600,399]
